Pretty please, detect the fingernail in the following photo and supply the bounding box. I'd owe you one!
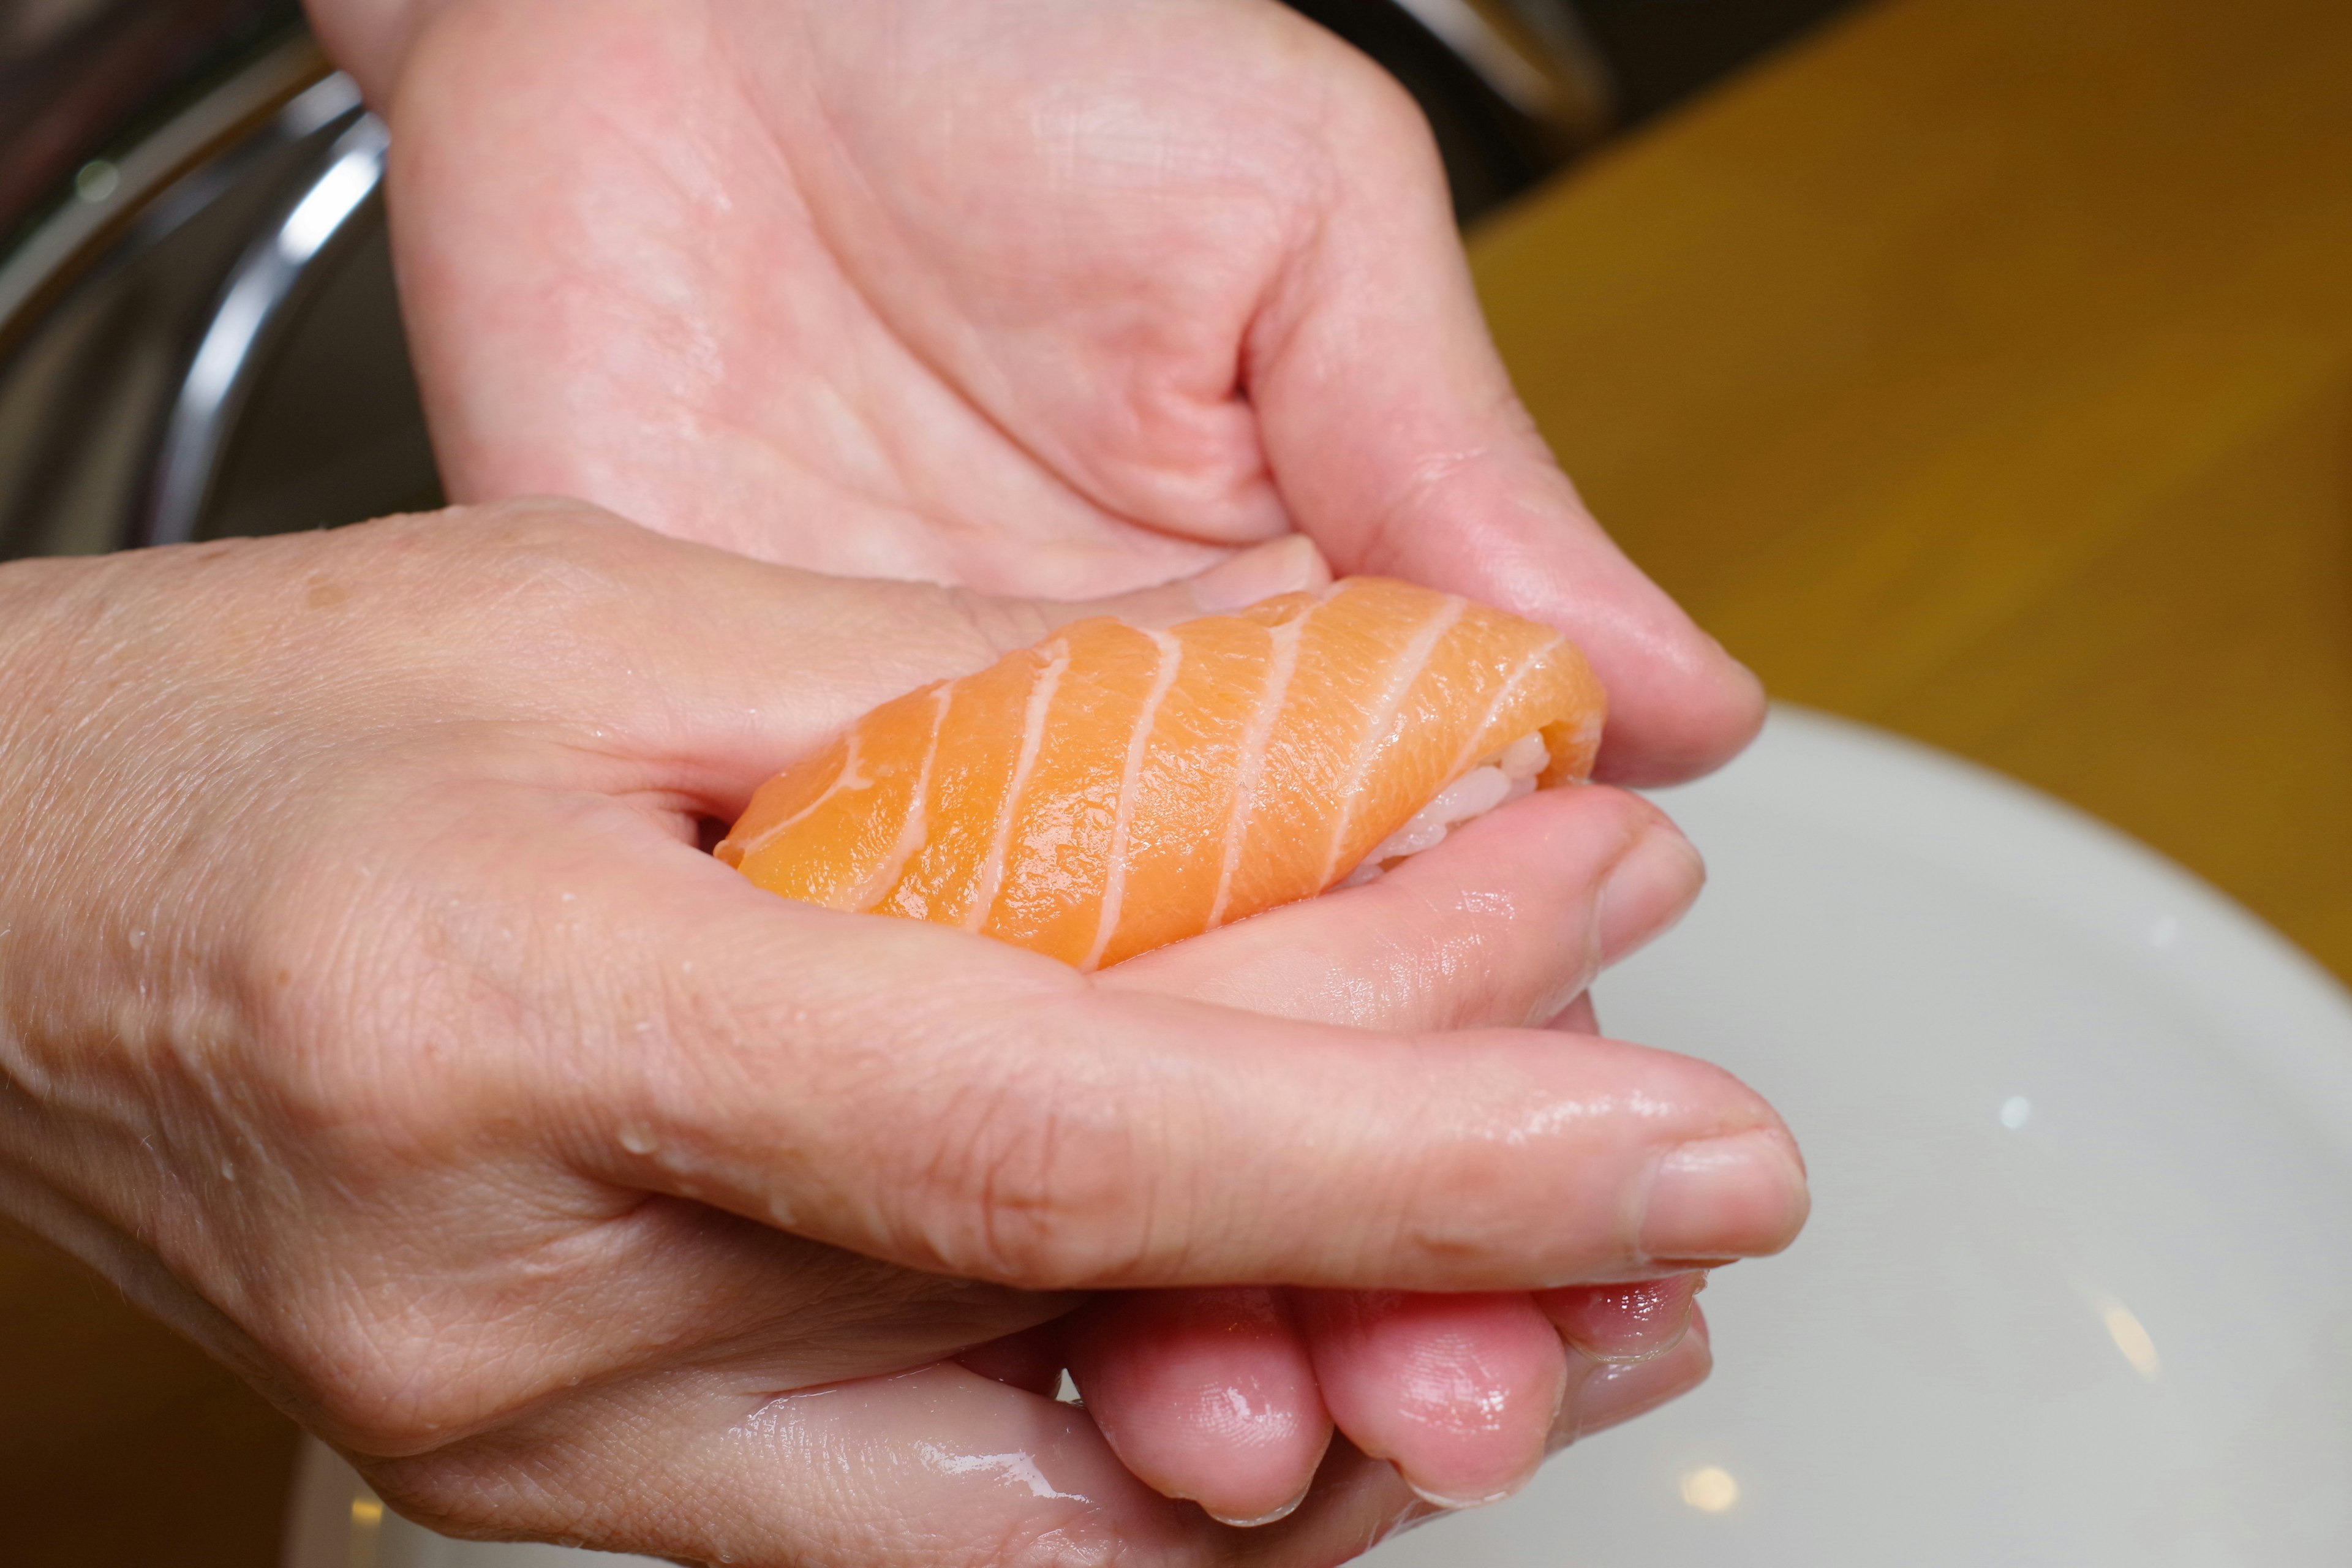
[1206,1483,1311,1528]
[1550,1321,1714,1453]
[1189,536,1330,612]
[1403,1477,1521,1510]
[1638,1128,1809,1263]
[1370,1498,1446,1545]
[1596,826,1704,964]
[1537,1272,1705,1363]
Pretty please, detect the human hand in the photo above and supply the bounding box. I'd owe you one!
[314,0,1784,1518]
[313,0,1762,787]
[0,504,1803,1561]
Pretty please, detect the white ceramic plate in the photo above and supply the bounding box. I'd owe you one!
[286,707,2352,1566]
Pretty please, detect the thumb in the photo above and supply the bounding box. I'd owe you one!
[1244,69,1762,786]
[1080,533,1332,624]
[456,502,1328,791]
[940,533,1331,658]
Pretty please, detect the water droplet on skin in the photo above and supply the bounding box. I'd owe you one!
[220,1159,237,1182]
[618,1126,657,1156]
[767,1194,797,1227]
[127,929,146,950]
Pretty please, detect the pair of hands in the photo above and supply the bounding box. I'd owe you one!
[0,0,1803,1561]
[0,510,1798,1566]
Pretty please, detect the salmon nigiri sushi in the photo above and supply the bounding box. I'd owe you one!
[717,577,1605,971]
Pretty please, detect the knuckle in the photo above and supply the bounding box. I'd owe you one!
[282,1310,512,1457]
[916,1072,1159,1288]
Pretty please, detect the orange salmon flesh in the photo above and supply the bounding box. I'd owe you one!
[717,577,1606,970]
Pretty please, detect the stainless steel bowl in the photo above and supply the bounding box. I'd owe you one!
[0,28,439,560]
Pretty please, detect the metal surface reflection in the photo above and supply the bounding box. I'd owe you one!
[146,86,379,545]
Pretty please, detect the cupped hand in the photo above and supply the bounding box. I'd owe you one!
[311,0,1788,1525]
[315,0,1762,785]
[0,503,1803,1562]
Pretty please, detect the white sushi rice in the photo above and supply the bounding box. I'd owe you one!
[1338,731,1550,888]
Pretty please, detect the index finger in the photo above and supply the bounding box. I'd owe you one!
[539,824,1806,1294]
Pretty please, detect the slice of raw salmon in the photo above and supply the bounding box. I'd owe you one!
[717,577,1605,970]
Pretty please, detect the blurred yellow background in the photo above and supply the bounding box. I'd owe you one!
[1474,0,2352,980]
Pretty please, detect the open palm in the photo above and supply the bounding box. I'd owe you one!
[374,0,1760,782]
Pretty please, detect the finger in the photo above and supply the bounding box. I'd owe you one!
[1098,533,1332,624]
[938,532,1330,662]
[1535,1273,1707,1363]
[358,1358,1420,1568]
[1295,1290,1566,1509]
[552,835,1807,1291]
[372,501,1325,787]
[1065,1290,1333,1527]
[1101,785,1702,1031]
[1243,55,1763,786]
[1548,990,1601,1035]
[1552,1302,1714,1452]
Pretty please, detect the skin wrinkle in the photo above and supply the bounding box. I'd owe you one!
[1357,439,1514,578]
[747,6,1303,541]
[953,1028,1169,1291]
[759,18,1182,551]
[443,26,1174,589]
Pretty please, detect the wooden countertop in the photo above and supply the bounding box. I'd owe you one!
[9,0,2351,1559]
[1470,0,2352,981]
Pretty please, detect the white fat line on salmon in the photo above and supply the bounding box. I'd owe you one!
[845,685,952,914]
[1084,628,1183,971]
[967,644,1070,932]
[1205,595,1322,930]
[734,728,873,858]
[1444,635,1559,781]
[1317,594,1466,891]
